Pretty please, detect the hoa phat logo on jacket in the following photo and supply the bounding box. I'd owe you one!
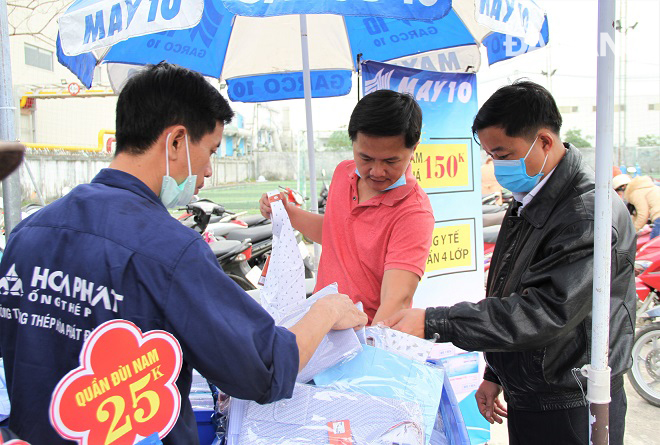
[0,264,23,297]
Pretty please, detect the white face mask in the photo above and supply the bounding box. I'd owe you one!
[159,133,197,208]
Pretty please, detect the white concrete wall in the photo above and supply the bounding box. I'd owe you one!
[255,151,353,181]
[557,95,660,147]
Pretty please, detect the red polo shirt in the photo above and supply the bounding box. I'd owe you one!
[314,160,434,323]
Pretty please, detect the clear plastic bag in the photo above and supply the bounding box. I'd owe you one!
[364,325,435,363]
[260,190,306,320]
[278,283,363,383]
[314,345,446,444]
[0,358,10,422]
[226,383,425,445]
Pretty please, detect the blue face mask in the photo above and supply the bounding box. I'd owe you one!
[492,136,548,193]
[355,168,407,191]
[159,133,197,208]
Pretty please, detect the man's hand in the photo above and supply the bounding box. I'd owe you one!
[315,293,368,331]
[382,308,426,338]
[290,293,367,372]
[259,192,289,219]
[475,380,507,424]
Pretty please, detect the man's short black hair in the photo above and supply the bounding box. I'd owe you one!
[348,89,422,148]
[472,80,562,142]
[115,62,234,155]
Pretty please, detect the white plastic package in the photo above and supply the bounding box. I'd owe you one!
[314,345,446,444]
[278,283,363,383]
[260,190,306,320]
[364,325,435,363]
[226,383,425,445]
[0,358,10,422]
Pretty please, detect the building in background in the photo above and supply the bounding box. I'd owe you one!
[8,1,254,156]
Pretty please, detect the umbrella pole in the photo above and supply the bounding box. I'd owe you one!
[299,14,320,270]
[0,0,22,241]
[585,1,616,444]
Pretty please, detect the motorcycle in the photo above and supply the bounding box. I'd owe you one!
[182,200,256,291]
[481,194,509,279]
[317,169,329,215]
[627,306,660,407]
[221,187,315,279]
[190,190,315,281]
[635,238,660,322]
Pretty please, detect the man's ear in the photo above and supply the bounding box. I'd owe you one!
[409,141,420,161]
[538,131,555,154]
[167,126,187,160]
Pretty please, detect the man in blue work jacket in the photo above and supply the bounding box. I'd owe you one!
[0,62,366,444]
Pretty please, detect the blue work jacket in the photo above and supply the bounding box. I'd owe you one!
[0,168,298,444]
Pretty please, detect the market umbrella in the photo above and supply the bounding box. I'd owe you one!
[55,0,548,263]
[57,0,548,94]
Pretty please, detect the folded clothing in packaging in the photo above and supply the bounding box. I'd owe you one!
[314,345,446,444]
[227,383,425,445]
[279,283,362,383]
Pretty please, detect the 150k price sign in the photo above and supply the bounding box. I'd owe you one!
[411,143,470,191]
[50,320,183,445]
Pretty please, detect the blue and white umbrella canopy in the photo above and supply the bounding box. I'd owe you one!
[57,0,549,102]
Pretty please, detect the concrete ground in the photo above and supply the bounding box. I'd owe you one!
[486,377,658,444]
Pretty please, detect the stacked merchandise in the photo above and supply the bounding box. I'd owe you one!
[220,192,470,445]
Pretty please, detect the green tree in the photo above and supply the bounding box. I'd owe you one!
[638,134,659,147]
[325,130,352,151]
[564,128,592,148]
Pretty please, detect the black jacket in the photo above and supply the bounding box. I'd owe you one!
[425,145,636,411]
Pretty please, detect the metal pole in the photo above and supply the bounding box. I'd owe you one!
[299,14,320,270]
[0,0,21,241]
[584,1,615,444]
[621,0,628,156]
[616,0,624,165]
[23,162,45,206]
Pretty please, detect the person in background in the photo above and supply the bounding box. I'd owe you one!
[384,81,636,445]
[260,90,434,325]
[612,173,632,201]
[624,175,660,239]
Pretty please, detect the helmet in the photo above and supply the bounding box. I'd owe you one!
[612,174,632,191]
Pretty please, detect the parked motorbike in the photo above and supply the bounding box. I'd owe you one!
[627,306,660,407]
[182,200,256,291]
[222,187,315,278]
[318,169,329,215]
[635,238,660,322]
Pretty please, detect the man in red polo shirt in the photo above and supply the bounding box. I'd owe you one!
[261,90,434,324]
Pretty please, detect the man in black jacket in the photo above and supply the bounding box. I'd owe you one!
[385,81,636,445]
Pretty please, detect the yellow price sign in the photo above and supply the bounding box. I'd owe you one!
[412,143,469,189]
[426,224,472,273]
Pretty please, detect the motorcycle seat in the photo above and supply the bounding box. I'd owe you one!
[483,225,501,244]
[240,215,271,226]
[209,239,242,257]
[225,225,273,243]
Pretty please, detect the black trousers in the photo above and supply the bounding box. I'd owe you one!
[507,388,627,445]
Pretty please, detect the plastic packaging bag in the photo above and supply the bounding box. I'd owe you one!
[278,283,363,383]
[427,359,471,445]
[226,383,425,445]
[364,325,435,363]
[314,345,446,444]
[0,358,10,422]
[260,190,306,320]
